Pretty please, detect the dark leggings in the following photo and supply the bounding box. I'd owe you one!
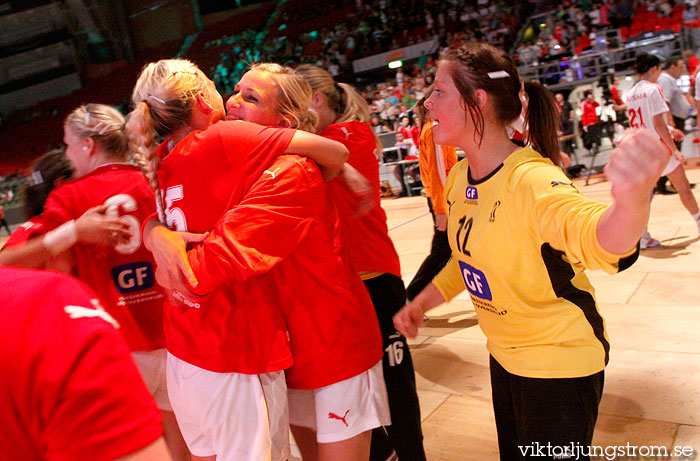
[366,273,426,461]
[0,218,10,235]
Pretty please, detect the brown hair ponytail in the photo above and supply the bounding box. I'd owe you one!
[523,81,561,164]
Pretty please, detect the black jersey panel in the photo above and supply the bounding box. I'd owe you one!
[540,243,610,365]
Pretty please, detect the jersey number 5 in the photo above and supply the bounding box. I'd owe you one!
[104,194,141,254]
[164,185,188,231]
[628,108,645,128]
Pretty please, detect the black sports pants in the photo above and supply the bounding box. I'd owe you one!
[490,356,604,461]
[365,273,426,461]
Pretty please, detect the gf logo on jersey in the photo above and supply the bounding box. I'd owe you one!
[458,260,492,301]
[466,186,478,201]
[111,262,155,293]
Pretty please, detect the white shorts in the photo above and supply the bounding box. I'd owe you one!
[166,353,290,460]
[662,153,681,177]
[132,348,171,411]
[287,360,391,444]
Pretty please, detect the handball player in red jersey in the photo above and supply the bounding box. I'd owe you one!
[7,104,189,459]
[297,64,426,461]
[126,59,371,460]
[0,148,133,268]
[0,266,170,460]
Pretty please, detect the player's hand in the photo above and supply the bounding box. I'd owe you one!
[393,300,425,339]
[434,213,448,231]
[604,128,669,207]
[147,224,207,292]
[75,205,131,246]
[670,127,685,142]
[673,149,685,163]
[341,163,376,216]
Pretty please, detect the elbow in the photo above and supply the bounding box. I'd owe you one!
[337,144,350,166]
[324,145,349,180]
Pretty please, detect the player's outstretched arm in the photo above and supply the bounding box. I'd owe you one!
[599,129,669,254]
[394,283,445,339]
[0,206,130,268]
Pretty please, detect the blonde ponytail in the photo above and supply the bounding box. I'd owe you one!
[126,101,166,223]
[296,64,380,150]
[126,58,213,224]
[335,82,371,124]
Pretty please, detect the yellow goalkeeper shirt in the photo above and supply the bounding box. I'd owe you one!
[433,146,638,379]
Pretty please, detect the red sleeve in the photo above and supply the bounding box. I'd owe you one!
[41,188,76,232]
[593,101,600,108]
[186,156,323,294]
[2,218,45,249]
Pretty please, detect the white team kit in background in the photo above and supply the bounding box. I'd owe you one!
[625,79,680,175]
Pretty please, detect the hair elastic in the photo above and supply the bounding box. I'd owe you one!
[93,122,109,135]
[488,71,510,79]
[29,170,43,186]
[148,94,166,104]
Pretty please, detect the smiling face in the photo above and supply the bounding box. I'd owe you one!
[424,63,469,147]
[225,70,285,127]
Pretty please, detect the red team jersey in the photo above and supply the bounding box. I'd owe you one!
[2,215,45,248]
[41,163,165,351]
[157,120,297,374]
[185,154,383,389]
[157,120,382,387]
[0,267,162,460]
[322,121,401,277]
